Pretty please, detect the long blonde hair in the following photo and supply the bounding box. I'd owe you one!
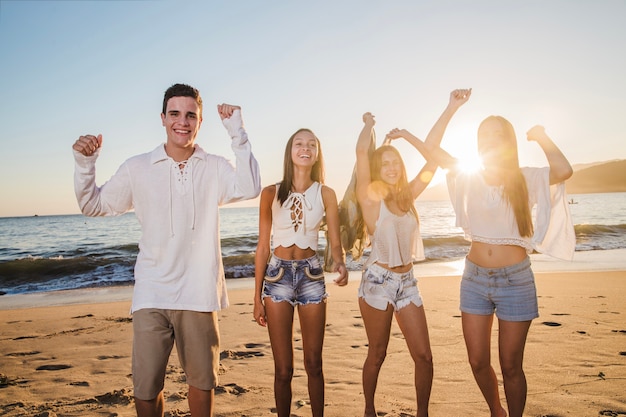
[478,116,533,237]
[369,145,418,220]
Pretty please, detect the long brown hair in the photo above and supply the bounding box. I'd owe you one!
[478,116,533,237]
[277,128,325,205]
[369,145,418,220]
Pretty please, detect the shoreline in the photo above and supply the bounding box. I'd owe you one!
[2,248,626,311]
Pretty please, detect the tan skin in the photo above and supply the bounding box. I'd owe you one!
[355,90,471,417]
[426,117,573,417]
[253,130,348,417]
[73,99,243,417]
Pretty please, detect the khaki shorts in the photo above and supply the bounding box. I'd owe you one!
[132,308,220,400]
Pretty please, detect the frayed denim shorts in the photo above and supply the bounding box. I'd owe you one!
[358,263,423,311]
[460,256,539,321]
[262,254,327,306]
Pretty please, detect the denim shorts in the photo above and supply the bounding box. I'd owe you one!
[460,257,539,321]
[262,254,327,306]
[358,263,423,311]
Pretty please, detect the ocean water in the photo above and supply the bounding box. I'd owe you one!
[1,193,625,295]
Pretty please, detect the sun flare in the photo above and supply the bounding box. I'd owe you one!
[457,154,483,174]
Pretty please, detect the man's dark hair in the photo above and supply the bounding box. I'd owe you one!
[162,83,203,117]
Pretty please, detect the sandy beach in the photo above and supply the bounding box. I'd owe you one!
[1,251,625,417]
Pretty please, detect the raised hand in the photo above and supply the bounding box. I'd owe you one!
[385,127,405,143]
[526,125,548,142]
[449,88,472,108]
[72,134,102,157]
[217,103,241,120]
[362,112,376,127]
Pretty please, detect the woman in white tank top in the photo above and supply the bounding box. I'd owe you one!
[354,89,471,417]
[253,128,348,417]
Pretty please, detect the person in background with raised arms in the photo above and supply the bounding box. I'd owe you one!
[426,112,574,417]
[253,128,348,417]
[72,83,261,417]
[355,89,471,417]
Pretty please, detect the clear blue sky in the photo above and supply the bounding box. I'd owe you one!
[1,0,625,217]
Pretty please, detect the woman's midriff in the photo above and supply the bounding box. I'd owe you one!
[273,245,316,261]
[467,241,528,268]
[375,262,413,274]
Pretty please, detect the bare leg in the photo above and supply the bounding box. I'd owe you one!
[498,319,532,417]
[188,385,214,417]
[135,392,164,417]
[265,300,295,417]
[395,303,433,417]
[359,298,394,417]
[462,312,507,417]
[298,302,327,417]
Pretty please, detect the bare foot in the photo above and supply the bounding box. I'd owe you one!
[492,407,507,417]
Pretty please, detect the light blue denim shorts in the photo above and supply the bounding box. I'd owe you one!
[262,254,327,306]
[358,263,423,311]
[460,257,539,321]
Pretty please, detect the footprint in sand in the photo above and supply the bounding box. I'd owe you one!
[5,350,40,357]
[0,373,16,387]
[94,388,133,405]
[215,383,248,395]
[167,391,187,401]
[220,349,264,360]
[106,317,132,323]
[599,410,626,416]
[611,330,626,333]
[97,355,126,360]
[542,321,562,327]
[36,364,72,371]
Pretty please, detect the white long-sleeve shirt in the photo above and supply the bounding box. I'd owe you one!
[73,111,261,313]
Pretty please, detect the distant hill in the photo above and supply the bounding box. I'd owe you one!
[417,159,626,201]
[566,159,626,194]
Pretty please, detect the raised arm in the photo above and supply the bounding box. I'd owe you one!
[420,88,473,170]
[219,105,262,203]
[355,112,376,206]
[384,88,472,197]
[526,125,573,185]
[355,112,380,233]
[72,134,133,217]
[424,89,471,147]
